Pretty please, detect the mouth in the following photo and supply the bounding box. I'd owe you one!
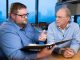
[23,20,27,24]
[56,22,60,24]
[56,21,60,23]
[22,18,27,24]
[56,22,61,26]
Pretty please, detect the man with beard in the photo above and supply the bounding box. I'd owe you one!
[0,2,54,60]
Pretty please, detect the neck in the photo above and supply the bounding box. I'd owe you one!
[60,23,68,29]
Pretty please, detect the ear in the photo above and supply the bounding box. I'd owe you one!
[66,16,70,21]
[11,13,16,19]
[68,17,71,21]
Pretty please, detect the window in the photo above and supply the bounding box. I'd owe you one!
[9,0,35,23]
[38,0,57,24]
[74,15,80,26]
[0,0,6,24]
[77,16,80,26]
[8,0,57,24]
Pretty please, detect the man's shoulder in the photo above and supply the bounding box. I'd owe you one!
[49,22,55,25]
[48,22,56,27]
[0,21,17,33]
[70,22,79,27]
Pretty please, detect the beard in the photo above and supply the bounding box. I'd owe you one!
[15,19,27,29]
[20,20,27,25]
[19,20,27,29]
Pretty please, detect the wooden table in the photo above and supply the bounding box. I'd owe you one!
[38,51,80,60]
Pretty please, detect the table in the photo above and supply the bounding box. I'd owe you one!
[38,51,80,60]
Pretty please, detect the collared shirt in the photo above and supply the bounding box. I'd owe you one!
[59,23,70,37]
[47,21,80,53]
[0,18,39,60]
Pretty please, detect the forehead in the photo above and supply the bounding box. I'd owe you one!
[17,8,27,14]
[56,9,67,16]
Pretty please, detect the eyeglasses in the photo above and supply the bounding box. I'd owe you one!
[14,13,29,18]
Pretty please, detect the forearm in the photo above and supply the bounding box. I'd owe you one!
[70,39,80,54]
[70,43,80,54]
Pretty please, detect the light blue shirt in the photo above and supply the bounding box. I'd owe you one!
[47,21,80,53]
[0,18,39,60]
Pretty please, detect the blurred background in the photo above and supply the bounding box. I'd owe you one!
[0,0,80,29]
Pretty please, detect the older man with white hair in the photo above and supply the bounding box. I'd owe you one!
[47,6,80,58]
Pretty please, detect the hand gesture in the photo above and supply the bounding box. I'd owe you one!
[63,48,75,58]
[39,30,47,41]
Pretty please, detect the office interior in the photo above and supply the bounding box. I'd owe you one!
[0,0,80,30]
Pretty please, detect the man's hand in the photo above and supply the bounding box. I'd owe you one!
[39,30,47,41]
[36,47,54,59]
[63,48,75,58]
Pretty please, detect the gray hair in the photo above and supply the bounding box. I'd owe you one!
[57,6,71,17]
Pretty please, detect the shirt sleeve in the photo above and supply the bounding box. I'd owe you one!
[47,24,55,44]
[0,31,37,60]
[27,24,39,43]
[70,24,80,54]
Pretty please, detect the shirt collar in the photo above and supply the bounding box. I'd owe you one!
[58,21,71,30]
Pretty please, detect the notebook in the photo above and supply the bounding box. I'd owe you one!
[21,40,71,51]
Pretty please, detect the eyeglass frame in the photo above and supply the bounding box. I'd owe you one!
[14,13,29,18]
